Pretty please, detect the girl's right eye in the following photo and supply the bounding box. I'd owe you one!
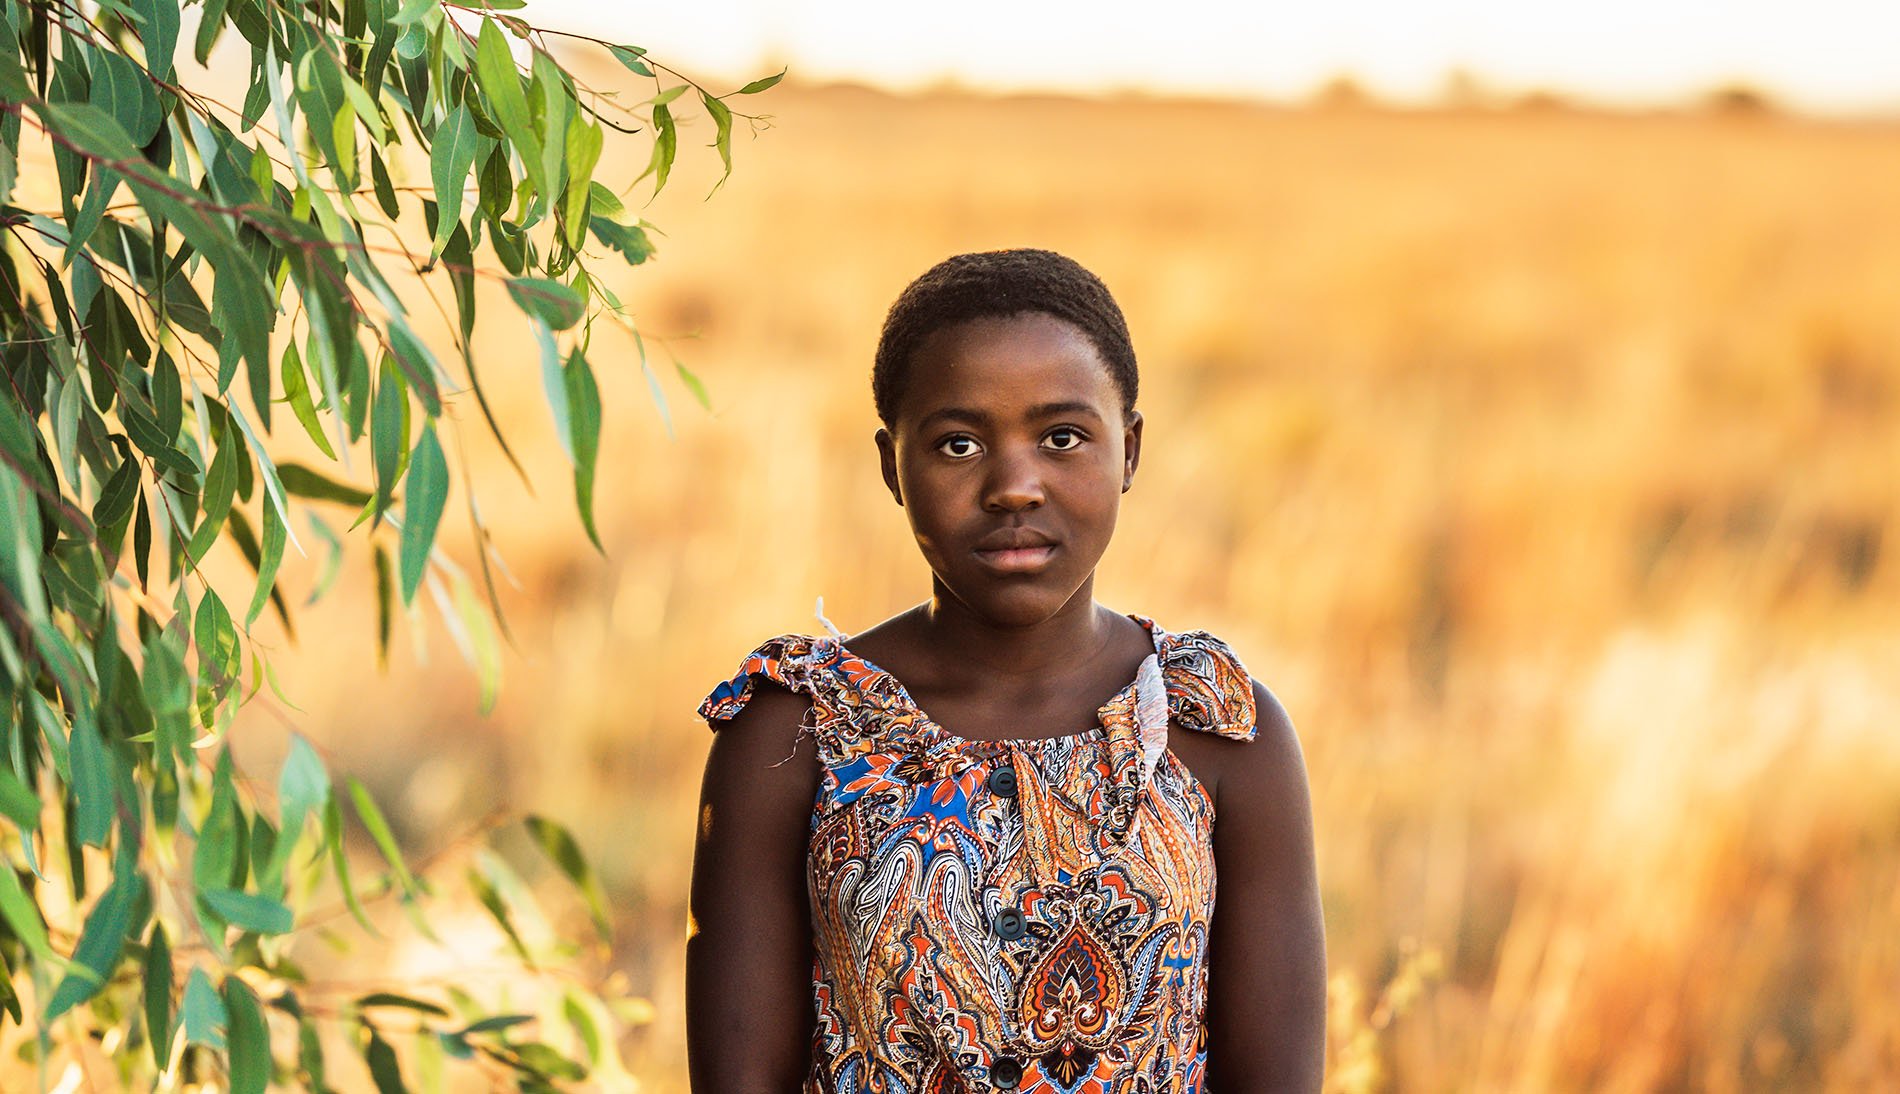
[936,435,981,459]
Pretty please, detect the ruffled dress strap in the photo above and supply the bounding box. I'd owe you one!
[699,634,933,770]
[1152,621,1259,742]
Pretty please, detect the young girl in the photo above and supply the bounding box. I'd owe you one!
[686,250,1325,1092]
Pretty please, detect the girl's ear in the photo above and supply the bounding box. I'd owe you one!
[1121,410,1144,493]
[875,428,904,506]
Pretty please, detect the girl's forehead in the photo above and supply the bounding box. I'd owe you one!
[903,313,1116,404]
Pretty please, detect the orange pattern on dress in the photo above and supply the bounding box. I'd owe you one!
[699,615,1258,1093]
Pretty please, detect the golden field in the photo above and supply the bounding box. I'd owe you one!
[221,74,1900,1091]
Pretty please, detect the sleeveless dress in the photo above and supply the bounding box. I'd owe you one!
[697,614,1259,1093]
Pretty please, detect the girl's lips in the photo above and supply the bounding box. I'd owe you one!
[972,544,1059,573]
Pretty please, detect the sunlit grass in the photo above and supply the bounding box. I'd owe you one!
[239,82,1900,1090]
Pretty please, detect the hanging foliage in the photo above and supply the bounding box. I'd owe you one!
[0,0,777,1084]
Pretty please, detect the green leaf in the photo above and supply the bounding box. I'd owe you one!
[606,44,651,77]
[429,104,477,260]
[514,1042,588,1080]
[282,341,338,459]
[280,461,373,507]
[588,216,652,264]
[525,815,610,940]
[195,750,242,894]
[700,88,733,188]
[533,48,574,210]
[676,360,712,410]
[370,145,402,218]
[639,101,676,194]
[348,778,416,894]
[144,922,174,1068]
[45,868,145,1020]
[561,116,602,250]
[473,18,547,198]
[563,993,602,1067]
[389,0,438,25]
[0,767,39,832]
[225,976,270,1094]
[531,320,570,466]
[0,456,45,620]
[586,180,624,221]
[69,716,115,847]
[128,0,182,80]
[194,588,241,691]
[358,992,450,1017]
[324,799,377,935]
[369,357,408,525]
[366,1026,408,1093]
[186,424,241,563]
[90,49,163,146]
[563,349,602,550]
[458,1013,534,1036]
[278,733,330,840]
[92,455,141,535]
[193,0,231,64]
[373,543,394,667]
[0,867,53,962]
[736,68,786,95]
[183,967,227,1049]
[244,491,288,626]
[506,277,584,331]
[398,426,447,605]
[201,888,295,934]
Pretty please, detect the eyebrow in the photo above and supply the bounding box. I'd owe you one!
[916,401,1106,431]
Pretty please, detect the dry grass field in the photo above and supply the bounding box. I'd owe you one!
[226,74,1900,1090]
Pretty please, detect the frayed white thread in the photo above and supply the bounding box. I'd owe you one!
[815,596,845,639]
[768,681,826,768]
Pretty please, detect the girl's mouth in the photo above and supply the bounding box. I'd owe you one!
[972,544,1059,573]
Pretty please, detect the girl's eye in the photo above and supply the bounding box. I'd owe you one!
[1042,427,1085,452]
[937,435,981,458]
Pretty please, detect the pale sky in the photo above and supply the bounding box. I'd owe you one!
[530,0,1900,114]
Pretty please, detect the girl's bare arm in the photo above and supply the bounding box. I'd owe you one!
[686,683,824,1091]
[1203,680,1327,1091]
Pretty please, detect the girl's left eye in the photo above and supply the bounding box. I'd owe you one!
[1042,427,1085,451]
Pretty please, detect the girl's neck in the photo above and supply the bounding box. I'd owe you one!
[918,577,1120,684]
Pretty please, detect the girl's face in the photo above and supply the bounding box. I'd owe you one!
[876,312,1142,629]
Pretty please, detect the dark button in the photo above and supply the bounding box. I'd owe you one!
[991,1056,1023,1087]
[987,766,1018,797]
[993,906,1027,941]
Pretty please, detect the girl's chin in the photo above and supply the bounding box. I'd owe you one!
[936,573,1090,630]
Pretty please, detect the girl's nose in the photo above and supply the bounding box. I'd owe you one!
[981,447,1046,512]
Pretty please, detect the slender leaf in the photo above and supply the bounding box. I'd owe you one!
[348,778,416,894]
[45,868,145,1020]
[429,104,477,259]
[506,277,584,331]
[525,815,609,940]
[563,349,601,549]
[183,967,228,1049]
[201,888,294,935]
[143,922,174,1068]
[472,19,546,198]
[283,341,338,459]
[398,426,447,605]
[736,68,786,95]
[225,976,270,1094]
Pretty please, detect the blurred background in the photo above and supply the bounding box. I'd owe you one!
[223,1,1899,1088]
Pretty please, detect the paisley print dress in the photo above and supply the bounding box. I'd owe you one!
[697,614,1258,1093]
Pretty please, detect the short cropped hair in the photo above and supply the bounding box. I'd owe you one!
[872,249,1138,428]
